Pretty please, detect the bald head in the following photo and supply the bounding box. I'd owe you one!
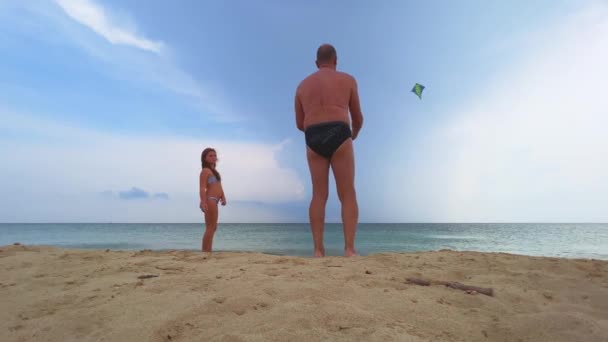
[316,44,337,65]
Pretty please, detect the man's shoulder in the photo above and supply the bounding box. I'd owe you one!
[296,72,316,93]
[298,70,356,85]
[298,71,318,83]
[336,70,355,79]
[337,71,357,85]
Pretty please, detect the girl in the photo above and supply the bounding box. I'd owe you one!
[199,147,226,253]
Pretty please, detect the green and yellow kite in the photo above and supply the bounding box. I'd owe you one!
[411,83,425,99]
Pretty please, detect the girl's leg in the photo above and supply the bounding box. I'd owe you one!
[202,200,219,252]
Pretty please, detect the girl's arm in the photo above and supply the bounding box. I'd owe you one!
[199,170,209,210]
[220,189,227,205]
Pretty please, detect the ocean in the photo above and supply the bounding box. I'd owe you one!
[1,223,607,260]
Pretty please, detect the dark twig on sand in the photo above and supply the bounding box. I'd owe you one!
[443,281,494,296]
[406,277,494,297]
[137,274,159,279]
[406,278,430,286]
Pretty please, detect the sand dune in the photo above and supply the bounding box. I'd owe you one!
[2,244,607,341]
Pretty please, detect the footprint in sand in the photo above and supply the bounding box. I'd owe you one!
[211,297,246,315]
[272,258,290,264]
[212,296,270,316]
[158,321,195,342]
[233,308,246,316]
[437,298,451,305]
[263,288,278,296]
[8,325,24,332]
[207,334,247,342]
[263,268,281,277]
[250,301,271,312]
[291,259,309,266]
[257,302,269,308]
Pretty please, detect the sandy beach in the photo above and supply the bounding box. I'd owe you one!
[1,244,607,342]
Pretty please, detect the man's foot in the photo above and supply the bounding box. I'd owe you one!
[344,249,358,257]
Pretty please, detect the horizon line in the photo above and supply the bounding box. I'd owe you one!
[1,222,606,225]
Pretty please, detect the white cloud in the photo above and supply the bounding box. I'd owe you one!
[396,2,608,222]
[0,111,305,222]
[1,1,244,122]
[54,0,163,53]
[50,0,246,121]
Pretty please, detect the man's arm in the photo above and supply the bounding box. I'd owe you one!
[349,77,364,140]
[295,91,305,132]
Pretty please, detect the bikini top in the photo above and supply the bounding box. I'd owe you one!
[207,175,218,184]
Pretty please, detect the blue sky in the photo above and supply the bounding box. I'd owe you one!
[1,0,607,223]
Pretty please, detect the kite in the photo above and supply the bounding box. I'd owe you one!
[411,83,425,99]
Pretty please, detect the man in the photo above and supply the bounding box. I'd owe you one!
[294,43,364,257]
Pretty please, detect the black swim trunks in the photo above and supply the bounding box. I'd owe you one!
[305,121,352,159]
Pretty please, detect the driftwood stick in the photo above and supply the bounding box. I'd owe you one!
[406,277,494,297]
[406,278,431,286]
[137,274,159,279]
[444,282,494,296]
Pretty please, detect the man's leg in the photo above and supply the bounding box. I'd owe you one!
[330,138,358,257]
[306,147,330,257]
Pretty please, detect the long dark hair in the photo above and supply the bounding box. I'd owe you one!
[201,148,221,181]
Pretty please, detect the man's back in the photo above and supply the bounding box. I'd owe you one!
[296,68,358,129]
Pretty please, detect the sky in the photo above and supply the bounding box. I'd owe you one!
[1,0,607,223]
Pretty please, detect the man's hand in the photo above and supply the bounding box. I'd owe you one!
[349,77,363,141]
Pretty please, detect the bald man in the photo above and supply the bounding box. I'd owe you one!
[294,44,364,257]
